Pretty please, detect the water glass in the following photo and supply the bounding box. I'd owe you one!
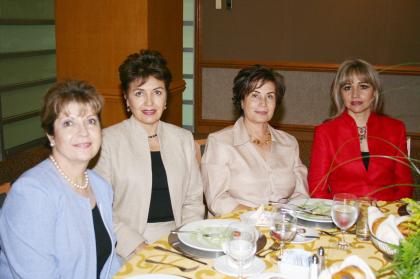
[223,222,257,278]
[270,206,297,260]
[331,193,359,249]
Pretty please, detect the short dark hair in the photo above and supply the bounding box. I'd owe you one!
[118,49,172,97]
[232,65,285,114]
[41,80,103,136]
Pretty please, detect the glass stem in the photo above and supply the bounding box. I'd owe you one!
[278,241,285,260]
[341,229,346,244]
[238,260,243,279]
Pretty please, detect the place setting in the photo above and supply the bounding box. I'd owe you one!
[167,218,267,259]
[165,218,268,277]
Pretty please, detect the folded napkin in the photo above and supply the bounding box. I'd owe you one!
[319,255,375,279]
[278,248,311,278]
[246,205,273,226]
[367,207,408,245]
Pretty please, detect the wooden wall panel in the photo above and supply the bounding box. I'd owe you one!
[56,0,183,127]
[198,0,420,67]
[148,0,184,126]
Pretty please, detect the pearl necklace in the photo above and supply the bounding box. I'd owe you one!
[49,155,89,190]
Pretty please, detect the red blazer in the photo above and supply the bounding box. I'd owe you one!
[308,111,413,201]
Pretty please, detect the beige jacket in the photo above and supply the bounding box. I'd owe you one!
[201,117,309,215]
[94,117,204,258]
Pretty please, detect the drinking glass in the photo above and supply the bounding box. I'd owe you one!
[356,196,375,240]
[223,222,257,278]
[331,193,359,249]
[270,206,297,260]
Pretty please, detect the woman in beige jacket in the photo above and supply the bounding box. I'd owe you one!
[201,65,309,216]
[95,50,204,259]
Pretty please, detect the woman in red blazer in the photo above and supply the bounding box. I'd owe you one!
[308,59,413,201]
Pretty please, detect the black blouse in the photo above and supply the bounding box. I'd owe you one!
[361,151,370,170]
[92,205,112,279]
[147,151,175,223]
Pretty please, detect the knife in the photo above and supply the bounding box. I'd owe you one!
[153,246,208,265]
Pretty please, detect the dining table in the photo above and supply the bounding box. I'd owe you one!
[113,201,402,279]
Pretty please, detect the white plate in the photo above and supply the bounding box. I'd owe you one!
[240,210,274,227]
[126,275,184,279]
[289,198,333,223]
[292,227,319,243]
[178,219,236,252]
[214,255,265,277]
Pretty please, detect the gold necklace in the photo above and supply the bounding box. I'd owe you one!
[250,131,272,145]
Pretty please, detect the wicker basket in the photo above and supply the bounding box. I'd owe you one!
[370,233,398,257]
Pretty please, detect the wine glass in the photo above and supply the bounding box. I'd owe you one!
[223,222,257,278]
[270,206,297,260]
[331,193,359,249]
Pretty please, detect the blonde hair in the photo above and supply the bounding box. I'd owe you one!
[330,59,382,118]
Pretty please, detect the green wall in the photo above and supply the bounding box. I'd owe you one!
[182,0,194,130]
[0,0,55,159]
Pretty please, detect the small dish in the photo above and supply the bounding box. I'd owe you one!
[214,255,265,277]
[292,227,319,243]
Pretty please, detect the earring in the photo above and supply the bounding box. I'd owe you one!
[50,142,55,147]
[127,106,131,112]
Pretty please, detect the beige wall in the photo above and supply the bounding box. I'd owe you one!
[201,68,420,132]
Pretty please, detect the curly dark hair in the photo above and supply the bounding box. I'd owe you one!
[118,49,172,96]
[232,65,285,114]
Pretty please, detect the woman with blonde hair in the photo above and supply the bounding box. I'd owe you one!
[308,59,413,200]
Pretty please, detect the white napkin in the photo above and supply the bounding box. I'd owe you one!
[319,255,375,279]
[246,205,273,226]
[278,248,311,278]
[367,207,408,245]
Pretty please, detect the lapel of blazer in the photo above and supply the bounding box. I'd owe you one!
[125,117,153,227]
[337,112,368,175]
[127,116,151,157]
[365,112,383,176]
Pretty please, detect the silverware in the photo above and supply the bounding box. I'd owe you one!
[153,246,208,265]
[170,230,219,238]
[145,259,199,272]
[296,207,331,217]
[296,228,320,239]
[319,230,339,237]
[297,233,319,239]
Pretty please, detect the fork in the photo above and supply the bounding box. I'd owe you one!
[170,230,219,238]
[145,259,199,272]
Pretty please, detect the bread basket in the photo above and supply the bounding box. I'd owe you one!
[370,232,398,257]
